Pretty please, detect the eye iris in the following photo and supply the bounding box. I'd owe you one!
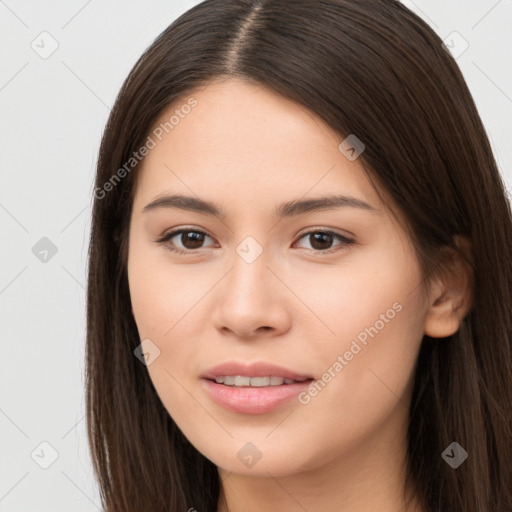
[181,231,205,249]
[310,232,333,250]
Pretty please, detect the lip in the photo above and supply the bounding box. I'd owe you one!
[200,361,314,381]
[200,361,314,415]
[201,379,313,414]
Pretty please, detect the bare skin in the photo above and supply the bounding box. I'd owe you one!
[127,77,473,512]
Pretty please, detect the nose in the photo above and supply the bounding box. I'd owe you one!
[212,247,292,339]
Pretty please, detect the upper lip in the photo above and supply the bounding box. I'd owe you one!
[201,361,314,381]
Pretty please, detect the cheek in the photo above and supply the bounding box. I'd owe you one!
[128,260,168,337]
[127,247,203,415]
[285,274,425,469]
[298,243,426,403]
[128,236,201,338]
[295,244,422,345]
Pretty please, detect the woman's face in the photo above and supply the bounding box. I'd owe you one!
[127,77,431,477]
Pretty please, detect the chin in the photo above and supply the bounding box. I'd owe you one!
[201,441,314,477]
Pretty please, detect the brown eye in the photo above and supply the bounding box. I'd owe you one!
[308,232,334,250]
[156,229,215,254]
[177,231,206,249]
[294,230,355,254]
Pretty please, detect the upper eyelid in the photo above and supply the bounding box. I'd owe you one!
[160,225,351,237]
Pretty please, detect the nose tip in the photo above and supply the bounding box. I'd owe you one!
[212,258,292,339]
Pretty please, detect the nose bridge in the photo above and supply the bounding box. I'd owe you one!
[227,235,273,299]
[211,233,291,336]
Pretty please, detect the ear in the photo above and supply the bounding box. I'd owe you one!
[424,235,474,338]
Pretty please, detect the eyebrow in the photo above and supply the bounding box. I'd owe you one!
[142,193,380,219]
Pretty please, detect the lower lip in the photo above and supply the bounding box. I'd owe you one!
[201,378,313,415]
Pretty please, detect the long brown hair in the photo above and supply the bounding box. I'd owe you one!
[86,1,512,510]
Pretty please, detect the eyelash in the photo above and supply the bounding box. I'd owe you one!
[154,227,355,256]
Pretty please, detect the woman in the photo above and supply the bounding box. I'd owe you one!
[86,1,512,510]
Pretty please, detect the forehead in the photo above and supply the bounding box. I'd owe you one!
[132,78,386,216]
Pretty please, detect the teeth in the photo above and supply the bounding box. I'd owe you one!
[248,377,272,387]
[213,375,302,387]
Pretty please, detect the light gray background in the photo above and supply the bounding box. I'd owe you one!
[1,1,511,510]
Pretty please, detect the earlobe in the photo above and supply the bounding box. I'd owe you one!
[423,235,474,339]
[424,297,468,338]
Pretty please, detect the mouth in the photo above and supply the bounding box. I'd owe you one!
[200,361,315,414]
[201,375,315,414]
